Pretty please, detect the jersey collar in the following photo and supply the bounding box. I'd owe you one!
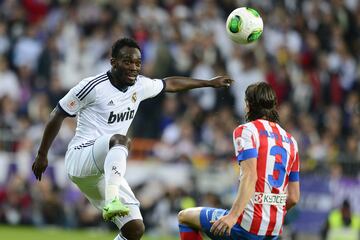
[107,71,129,93]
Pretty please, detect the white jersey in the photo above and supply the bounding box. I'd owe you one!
[58,72,164,149]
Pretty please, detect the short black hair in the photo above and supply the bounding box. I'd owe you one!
[245,82,280,123]
[111,38,141,58]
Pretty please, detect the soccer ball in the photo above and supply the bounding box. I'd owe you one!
[226,7,263,44]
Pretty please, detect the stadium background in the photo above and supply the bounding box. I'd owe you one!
[0,0,359,239]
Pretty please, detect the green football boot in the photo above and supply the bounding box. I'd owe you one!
[102,198,130,221]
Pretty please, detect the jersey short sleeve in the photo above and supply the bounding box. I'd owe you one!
[58,78,96,117]
[233,125,258,162]
[289,151,300,182]
[137,75,165,101]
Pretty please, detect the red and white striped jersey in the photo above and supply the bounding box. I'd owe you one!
[232,119,300,236]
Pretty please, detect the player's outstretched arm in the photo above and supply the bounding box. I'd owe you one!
[163,76,233,92]
[32,107,68,181]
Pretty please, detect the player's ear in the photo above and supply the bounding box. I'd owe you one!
[110,58,116,67]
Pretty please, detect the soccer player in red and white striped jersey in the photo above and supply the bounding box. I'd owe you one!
[178,82,300,240]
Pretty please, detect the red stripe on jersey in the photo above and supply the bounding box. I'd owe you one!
[292,152,300,173]
[266,123,283,235]
[233,126,245,139]
[249,120,268,234]
[237,212,244,225]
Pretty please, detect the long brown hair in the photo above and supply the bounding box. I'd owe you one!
[245,82,279,123]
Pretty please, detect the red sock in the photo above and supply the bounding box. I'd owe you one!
[179,224,203,240]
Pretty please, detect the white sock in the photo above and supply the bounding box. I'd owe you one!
[104,145,128,202]
[114,234,127,240]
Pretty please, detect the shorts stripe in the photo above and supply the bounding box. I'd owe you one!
[91,142,102,173]
[74,140,96,150]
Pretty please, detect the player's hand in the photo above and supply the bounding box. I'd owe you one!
[209,76,234,88]
[32,154,48,181]
[210,213,238,236]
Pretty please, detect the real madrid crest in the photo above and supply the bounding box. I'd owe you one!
[131,92,137,103]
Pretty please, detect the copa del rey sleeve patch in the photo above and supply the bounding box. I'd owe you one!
[66,98,80,111]
[235,137,244,154]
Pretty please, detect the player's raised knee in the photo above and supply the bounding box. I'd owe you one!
[178,209,191,224]
[178,210,185,224]
[109,134,131,149]
[122,220,145,240]
[178,207,203,228]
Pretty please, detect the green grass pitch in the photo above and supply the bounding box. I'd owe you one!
[0,225,178,240]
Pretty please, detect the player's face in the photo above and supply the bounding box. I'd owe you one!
[112,46,141,86]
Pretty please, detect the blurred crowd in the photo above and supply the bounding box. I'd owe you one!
[0,0,360,237]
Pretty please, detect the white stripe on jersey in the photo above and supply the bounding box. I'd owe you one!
[240,206,254,231]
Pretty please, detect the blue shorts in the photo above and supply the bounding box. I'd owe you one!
[200,208,279,240]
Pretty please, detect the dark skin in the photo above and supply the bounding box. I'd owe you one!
[32,45,234,179]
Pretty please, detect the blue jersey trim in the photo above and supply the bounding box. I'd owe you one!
[289,172,299,182]
[237,148,258,162]
[179,224,196,233]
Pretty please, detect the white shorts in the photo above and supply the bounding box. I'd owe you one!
[65,134,142,228]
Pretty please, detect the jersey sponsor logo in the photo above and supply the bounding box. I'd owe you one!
[254,192,287,206]
[107,107,135,124]
[131,92,137,103]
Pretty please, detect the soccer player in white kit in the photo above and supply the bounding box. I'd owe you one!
[32,38,233,240]
[178,82,300,240]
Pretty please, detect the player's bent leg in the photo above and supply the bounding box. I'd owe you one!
[178,207,204,240]
[178,207,203,228]
[198,207,232,240]
[103,134,131,218]
[120,219,145,240]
